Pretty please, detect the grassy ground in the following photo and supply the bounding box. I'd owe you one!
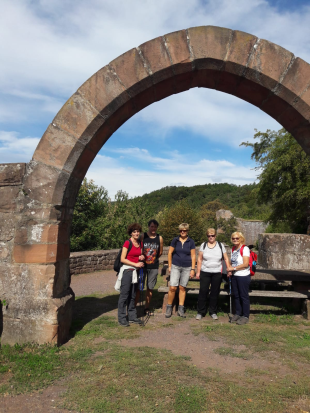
[1,276,310,412]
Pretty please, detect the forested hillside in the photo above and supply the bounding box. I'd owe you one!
[70,129,310,251]
[136,183,270,220]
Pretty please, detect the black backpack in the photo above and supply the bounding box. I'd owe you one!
[114,240,133,273]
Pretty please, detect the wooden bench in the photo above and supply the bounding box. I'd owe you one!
[158,277,310,319]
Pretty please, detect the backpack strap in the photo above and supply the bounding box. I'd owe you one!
[203,241,207,250]
[240,245,245,257]
[218,242,224,261]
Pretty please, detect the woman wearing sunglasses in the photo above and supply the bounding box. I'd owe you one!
[195,228,230,320]
[227,231,251,325]
[165,223,196,318]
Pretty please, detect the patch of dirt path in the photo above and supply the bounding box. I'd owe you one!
[0,384,77,413]
[71,270,116,297]
[118,315,289,376]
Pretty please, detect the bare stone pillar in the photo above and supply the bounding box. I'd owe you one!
[0,163,74,345]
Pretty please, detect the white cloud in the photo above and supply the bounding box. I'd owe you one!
[0,131,39,163]
[1,0,310,189]
[133,88,281,146]
[87,150,258,198]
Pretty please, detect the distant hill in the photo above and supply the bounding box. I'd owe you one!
[135,183,268,220]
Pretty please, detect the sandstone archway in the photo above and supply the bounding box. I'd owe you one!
[1,26,310,345]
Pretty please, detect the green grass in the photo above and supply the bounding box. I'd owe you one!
[1,286,310,412]
[214,346,252,359]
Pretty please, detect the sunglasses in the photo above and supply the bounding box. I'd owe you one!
[207,234,216,238]
[180,230,188,232]
[232,237,239,240]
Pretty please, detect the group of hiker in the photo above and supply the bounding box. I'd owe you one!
[115,220,252,327]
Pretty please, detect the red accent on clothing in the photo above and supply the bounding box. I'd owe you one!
[123,240,141,263]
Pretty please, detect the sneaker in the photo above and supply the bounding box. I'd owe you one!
[195,314,202,320]
[178,305,186,318]
[236,316,249,325]
[129,318,142,325]
[118,320,130,327]
[210,313,218,320]
[165,304,172,318]
[230,314,241,323]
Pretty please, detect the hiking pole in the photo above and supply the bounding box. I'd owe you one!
[229,276,232,320]
[139,267,145,326]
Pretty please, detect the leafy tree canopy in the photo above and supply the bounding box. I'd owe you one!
[159,200,204,246]
[241,128,310,233]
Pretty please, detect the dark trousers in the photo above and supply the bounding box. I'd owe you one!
[231,274,251,318]
[118,269,138,323]
[197,271,222,315]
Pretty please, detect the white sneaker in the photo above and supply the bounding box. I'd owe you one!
[195,314,202,320]
[211,313,218,320]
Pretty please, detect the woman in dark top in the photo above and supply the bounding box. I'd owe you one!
[166,223,196,318]
[117,223,145,327]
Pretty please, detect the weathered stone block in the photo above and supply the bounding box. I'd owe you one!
[188,26,232,71]
[13,243,70,264]
[78,65,130,121]
[246,39,294,92]
[33,124,86,173]
[258,234,310,270]
[23,161,70,206]
[109,48,152,98]
[0,186,21,212]
[52,92,105,146]
[0,213,16,241]
[0,163,26,186]
[139,36,174,85]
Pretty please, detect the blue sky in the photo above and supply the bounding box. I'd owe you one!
[1,0,310,198]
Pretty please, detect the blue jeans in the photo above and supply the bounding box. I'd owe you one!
[231,274,251,318]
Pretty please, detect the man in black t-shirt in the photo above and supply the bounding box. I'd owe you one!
[135,219,163,315]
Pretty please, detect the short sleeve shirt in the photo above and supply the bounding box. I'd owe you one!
[199,242,226,273]
[171,237,195,267]
[123,240,141,264]
[231,245,250,276]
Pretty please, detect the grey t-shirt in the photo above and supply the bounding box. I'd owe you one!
[199,242,226,273]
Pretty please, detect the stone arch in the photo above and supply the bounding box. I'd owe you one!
[1,26,310,345]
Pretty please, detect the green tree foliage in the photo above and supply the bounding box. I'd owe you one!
[200,200,229,231]
[216,217,238,246]
[159,200,204,246]
[136,183,259,215]
[241,129,310,233]
[71,180,152,251]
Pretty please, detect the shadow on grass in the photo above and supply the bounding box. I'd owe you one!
[70,289,167,338]
[70,294,119,337]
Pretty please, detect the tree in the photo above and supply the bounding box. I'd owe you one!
[159,200,204,246]
[71,182,153,251]
[241,129,310,233]
[70,179,109,251]
[216,217,237,246]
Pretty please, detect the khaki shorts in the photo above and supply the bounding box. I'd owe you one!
[170,264,191,287]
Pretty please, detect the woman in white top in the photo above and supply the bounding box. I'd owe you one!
[227,231,251,325]
[195,228,230,320]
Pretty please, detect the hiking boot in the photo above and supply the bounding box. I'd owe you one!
[129,318,142,325]
[236,316,249,325]
[195,313,202,320]
[210,313,218,320]
[230,314,241,323]
[178,305,186,318]
[165,304,172,318]
[118,320,130,327]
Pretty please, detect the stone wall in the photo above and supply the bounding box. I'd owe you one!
[236,218,268,245]
[258,233,310,270]
[69,246,172,275]
[216,209,268,245]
